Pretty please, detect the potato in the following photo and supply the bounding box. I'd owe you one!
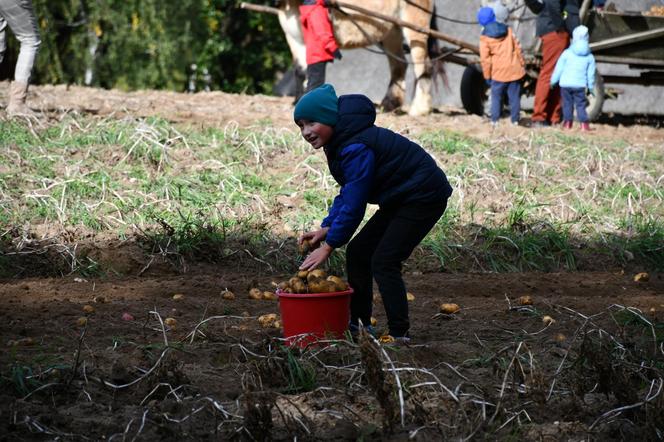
[93,295,108,303]
[518,295,533,306]
[277,281,290,291]
[406,292,415,302]
[122,312,135,321]
[221,290,235,300]
[82,304,95,314]
[280,285,293,294]
[542,315,555,325]
[262,291,277,301]
[172,293,185,301]
[76,317,88,327]
[258,313,278,328]
[248,288,262,300]
[554,333,566,342]
[307,277,326,294]
[292,279,307,294]
[298,239,311,255]
[289,276,303,287]
[322,280,339,293]
[327,275,348,291]
[634,272,649,282]
[164,317,177,328]
[440,303,460,314]
[273,320,282,329]
[379,335,395,344]
[370,317,378,327]
[297,270,309,279]
[308,269,327,281]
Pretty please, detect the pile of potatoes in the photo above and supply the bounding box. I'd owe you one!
[277,269,349,294]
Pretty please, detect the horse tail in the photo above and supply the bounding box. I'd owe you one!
[428,4,449,91]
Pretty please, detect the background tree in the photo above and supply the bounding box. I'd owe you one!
[0,0,291,94]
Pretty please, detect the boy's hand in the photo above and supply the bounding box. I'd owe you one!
[300,243,333,270]
[333,48,342,60]
[299,227,329,249]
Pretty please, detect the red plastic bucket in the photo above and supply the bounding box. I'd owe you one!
[277,288,353,348]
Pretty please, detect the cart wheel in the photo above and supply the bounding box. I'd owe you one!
[460,65,489,116]
[586,72,604,122]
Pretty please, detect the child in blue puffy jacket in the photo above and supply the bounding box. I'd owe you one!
[293,84,453,343]
[550,25,596,130]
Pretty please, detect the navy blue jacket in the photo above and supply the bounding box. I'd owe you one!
[321,94,453,248]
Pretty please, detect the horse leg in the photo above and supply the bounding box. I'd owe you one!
[380,27,407,113]
[278,6,307,99]
[402,30,432,116]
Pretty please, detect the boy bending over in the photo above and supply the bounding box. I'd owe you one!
[294,84,453,343]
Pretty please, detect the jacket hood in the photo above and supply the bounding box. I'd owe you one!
[571,39,590,56]
[482,21,508,38]
[491,1,509,23]
[326,94,375,153]
[572,25,589,42]
[571,25,590,55]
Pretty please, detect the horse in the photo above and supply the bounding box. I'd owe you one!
[276,0,440,116]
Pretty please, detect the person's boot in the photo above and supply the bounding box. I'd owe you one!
[562,120,573,129]
[580,122,592,131]
[6,81,36,117]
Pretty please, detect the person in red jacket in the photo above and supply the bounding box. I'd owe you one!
[299,0,341,92]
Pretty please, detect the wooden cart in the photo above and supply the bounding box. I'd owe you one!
[242,0,664,120]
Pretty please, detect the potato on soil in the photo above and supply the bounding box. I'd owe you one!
[221,290,236,300]
[258,313,278,328]
[542,315,555,325]
[273,320,282,329]
[406,292,415,302]
[518,295,533,306]
[93,295,108,303]
[172,293,185,301]
[440,303,460,314]
[370,317,378,326]
[82,304,95,314]
[248,288,262,300]
[634,272,649,282]
[164,317,177,328]
[327,275,348,291]
[262,291,277,301]
[77,317,88,327]
[379,335,395,344]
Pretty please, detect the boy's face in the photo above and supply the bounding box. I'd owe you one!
[296,119,333,150]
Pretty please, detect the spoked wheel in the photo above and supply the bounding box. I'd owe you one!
[586,72,605,122]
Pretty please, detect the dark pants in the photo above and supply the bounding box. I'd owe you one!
[490,80,521,123]
[561,87,588,123]
[305,61,327,92]
[347,199,447,337]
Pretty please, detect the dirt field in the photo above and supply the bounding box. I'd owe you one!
[1,83,663,440]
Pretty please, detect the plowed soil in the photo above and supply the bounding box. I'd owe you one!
[1,83,663,440]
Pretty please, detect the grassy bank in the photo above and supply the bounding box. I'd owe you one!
[0,115,662,277]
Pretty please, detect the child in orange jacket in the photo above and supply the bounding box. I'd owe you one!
[299,0,341,92]
[478,4,525,126]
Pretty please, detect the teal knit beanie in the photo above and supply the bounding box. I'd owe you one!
[293,83,339,126]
